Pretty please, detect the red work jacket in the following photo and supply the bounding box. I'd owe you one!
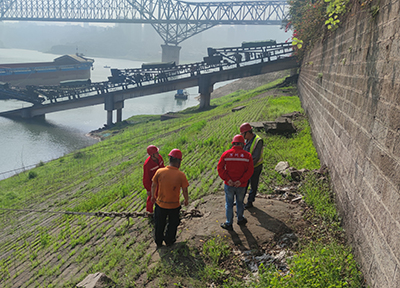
[143,155,165,191]
[217,146,254,187]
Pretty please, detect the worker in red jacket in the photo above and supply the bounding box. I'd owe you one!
[143,145,165,216]
[217,135,254,230]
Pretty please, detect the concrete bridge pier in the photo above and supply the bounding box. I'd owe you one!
[21,108,45,120]
[106,110,113,127]
[161,44,181,65]
[198,76,214,109]
[22,109,32,118]
[116,106,123,123]
[105,94,124,126]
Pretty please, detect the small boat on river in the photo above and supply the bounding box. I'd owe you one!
[175,89,189,100]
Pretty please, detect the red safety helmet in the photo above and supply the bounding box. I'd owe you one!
[147,145,159,155]
[168,148,182,160]
[240,122,252,133]
[231,134,245,144]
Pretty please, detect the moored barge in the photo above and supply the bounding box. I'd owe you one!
[0,54,94,87]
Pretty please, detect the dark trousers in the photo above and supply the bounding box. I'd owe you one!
[246,164,263,203]
[154,204,181,246]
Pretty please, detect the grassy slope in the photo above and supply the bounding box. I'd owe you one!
[0,77,362,287]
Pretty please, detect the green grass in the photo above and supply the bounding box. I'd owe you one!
[253,241,362,287]
[299,173,338,221]
[0,76,363,287]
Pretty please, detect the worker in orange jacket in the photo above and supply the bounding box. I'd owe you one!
[217,135,254,230]
[143,145,165,216]
[151,149,189,248]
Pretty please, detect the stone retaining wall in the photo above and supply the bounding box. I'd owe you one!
[297,1,400,287]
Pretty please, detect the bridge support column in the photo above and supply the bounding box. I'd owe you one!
[116,108,122,123]
[21,109,32,118]
[115,101,124,123]
[105,95,124,126]
[107,110,113,127]
[105,95,114,126]
[161,44,181,64]
[20,109,45,120]
[198,77,214,110]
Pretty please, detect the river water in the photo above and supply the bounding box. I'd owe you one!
[0,49,225,179]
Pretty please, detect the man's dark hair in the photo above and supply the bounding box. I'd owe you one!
[169,156,181,164]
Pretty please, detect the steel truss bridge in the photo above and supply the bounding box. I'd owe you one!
[0,42,298,125]
[0,0,289,46]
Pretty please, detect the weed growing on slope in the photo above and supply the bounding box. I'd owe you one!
[253,241,362,287]
[202,236,231,265]
[300,173,337,221]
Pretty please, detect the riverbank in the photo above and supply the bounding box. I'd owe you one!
[0,48,205,180]
[0,74,364,287]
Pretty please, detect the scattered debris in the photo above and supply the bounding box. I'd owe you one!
[274,161,312,181]
[236,231,297,278]
[161,112,179,121]
[279,111,302,120]
[263,118,296,134]
[248,121,264,130]
[181,209,203,219]
[77,272,115,288]
[291,195,303,202]
[249,111,303,135]
[274,185,297,194]
[275,161,290,174]
[232,105,246,112]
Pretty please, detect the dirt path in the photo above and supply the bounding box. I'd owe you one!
[144,190,307,253]
[179,192,306,250]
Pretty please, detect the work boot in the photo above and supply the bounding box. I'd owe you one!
[245,202,253,209]
[220,223,233,231]
[237,218,248,225]
[165,239,176,247]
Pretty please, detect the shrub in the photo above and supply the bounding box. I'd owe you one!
[73,151,85,159]
[28,171,38,179]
